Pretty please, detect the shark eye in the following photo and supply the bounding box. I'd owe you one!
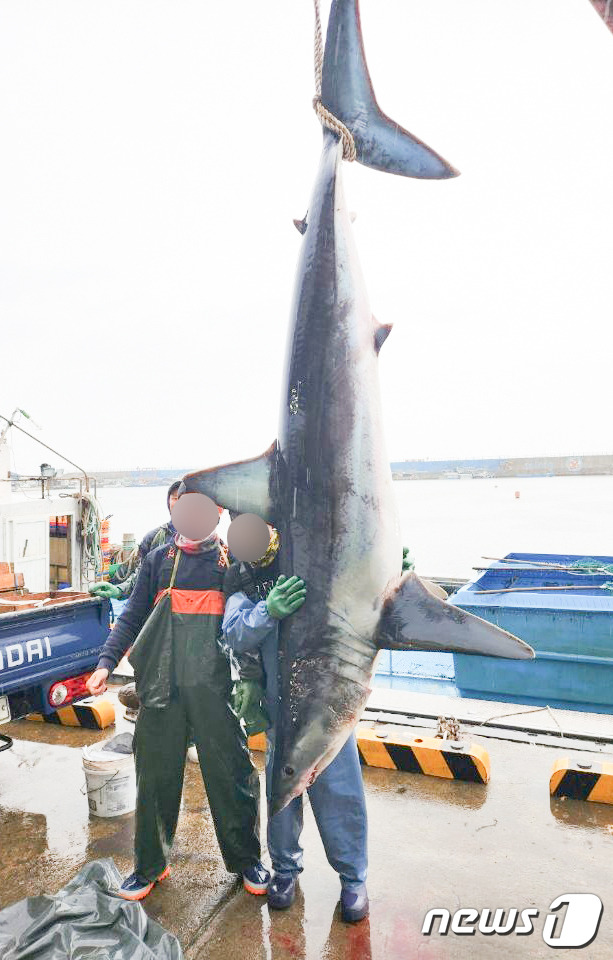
[283,765,295,778]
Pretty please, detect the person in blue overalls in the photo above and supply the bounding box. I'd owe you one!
[222,527,370,924]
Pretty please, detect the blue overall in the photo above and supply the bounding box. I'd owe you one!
[223,592,368,893]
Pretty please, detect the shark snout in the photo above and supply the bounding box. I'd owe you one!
[271,765,317,816]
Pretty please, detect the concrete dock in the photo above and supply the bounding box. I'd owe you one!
[1,687,613,958]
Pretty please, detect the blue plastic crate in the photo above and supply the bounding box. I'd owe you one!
[451,553,613,712]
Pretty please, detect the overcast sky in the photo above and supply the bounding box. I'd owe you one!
[2,0,613,474]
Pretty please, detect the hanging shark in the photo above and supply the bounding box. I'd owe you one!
[181,0,534,814]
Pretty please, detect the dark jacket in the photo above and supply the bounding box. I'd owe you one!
[97,540,227,673]
[223,559,279,607]
[111,522,176,599]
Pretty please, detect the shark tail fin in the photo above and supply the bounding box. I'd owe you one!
[180,442,279,524]
[321,0,458,179]
[375,572,535,659]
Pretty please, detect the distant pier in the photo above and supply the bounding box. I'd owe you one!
[13,455,613,491]
[390,454,613,481]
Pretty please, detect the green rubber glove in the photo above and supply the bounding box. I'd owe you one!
[89,582,123,599]
[106,562,122,578]
[233,679,269,735]
[402,547,415,573]
[266,575,307,620]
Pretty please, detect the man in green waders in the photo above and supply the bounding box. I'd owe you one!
[86,492,269,901]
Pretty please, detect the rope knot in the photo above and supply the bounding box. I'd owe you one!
[312,0,356,163]
[312,96,357,162]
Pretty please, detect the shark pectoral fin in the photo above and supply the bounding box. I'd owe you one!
[419,578,448,601]
[180,441,279,523]
[322,0,458,180]
[293,215,308,235]
[375,572,535,659]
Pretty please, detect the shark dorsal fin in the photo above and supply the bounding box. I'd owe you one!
[374,322,393,353]
[181,442,279,524]
[375,572,535,658]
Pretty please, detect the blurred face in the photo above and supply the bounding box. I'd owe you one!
[171,492,220,541]
[226,513,271,562]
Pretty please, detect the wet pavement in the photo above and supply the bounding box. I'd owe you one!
[0,690,254,947]
[196,741,613,960]
[2,694,613,958]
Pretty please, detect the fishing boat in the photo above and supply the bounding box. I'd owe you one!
[0,409,108,594]
[0,410,111,726]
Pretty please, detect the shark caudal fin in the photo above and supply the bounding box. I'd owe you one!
[180,442,279,523]
[375,572,535,659]
[321,0,458,179]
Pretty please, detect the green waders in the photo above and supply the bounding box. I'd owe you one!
[128,551,261,880]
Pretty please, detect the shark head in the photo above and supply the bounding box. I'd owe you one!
[271,749,318,817]
[270,719,336,816]
[270,666,367,815]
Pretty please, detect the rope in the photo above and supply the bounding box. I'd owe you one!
[474,705,566,741]
[75,491,104,585]
[474,585,613,595]
[313,0,324,96]
[312,0,357,162]
[436,716,461,741]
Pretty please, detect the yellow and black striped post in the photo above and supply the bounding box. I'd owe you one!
[550,756,613,804]
[357,728,490,783]
[249,725,490,784]
[27,699,115,729]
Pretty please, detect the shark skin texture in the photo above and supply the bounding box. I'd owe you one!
[181,0,534,815]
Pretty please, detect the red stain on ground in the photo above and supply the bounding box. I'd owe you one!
[346,918,372,960]
[270,930,303,958]
[384,914,431,960]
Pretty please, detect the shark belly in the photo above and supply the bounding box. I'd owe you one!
[270,133,401,809]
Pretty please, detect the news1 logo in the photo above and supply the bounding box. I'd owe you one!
[422,894,603,948]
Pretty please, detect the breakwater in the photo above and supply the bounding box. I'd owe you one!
[390,454,613,480]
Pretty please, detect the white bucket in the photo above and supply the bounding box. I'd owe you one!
[82,738,136,818]
[122,533,136,556]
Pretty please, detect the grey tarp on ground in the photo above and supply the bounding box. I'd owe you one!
[0,859,183,960]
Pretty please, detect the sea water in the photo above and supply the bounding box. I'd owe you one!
[97,475,613,581]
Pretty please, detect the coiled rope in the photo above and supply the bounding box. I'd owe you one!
[312,0,357,161]
[76,490,104,585]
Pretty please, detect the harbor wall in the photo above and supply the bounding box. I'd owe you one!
[26,455,613,489]
[390,454,613,480]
